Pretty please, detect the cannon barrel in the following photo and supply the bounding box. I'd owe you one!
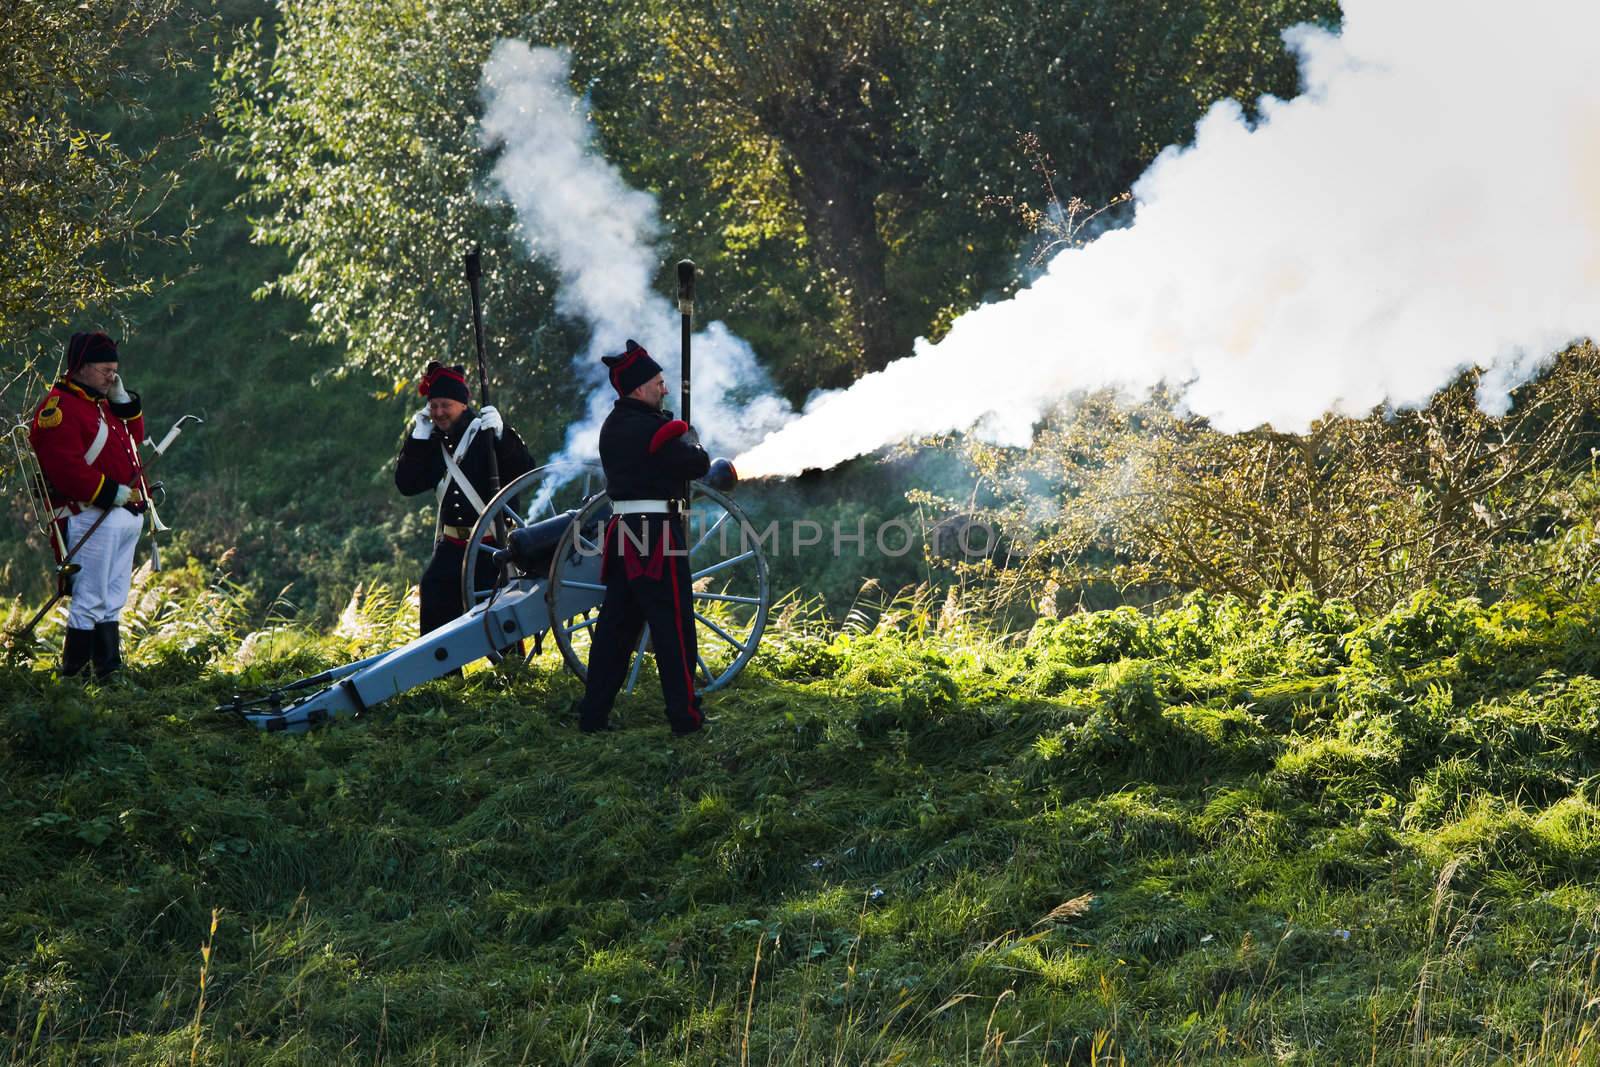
[705,458,738,493]
[493,510,580,573]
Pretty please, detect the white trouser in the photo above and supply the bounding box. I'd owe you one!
[64,506,143,628]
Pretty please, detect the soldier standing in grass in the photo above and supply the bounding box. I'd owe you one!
[576,340,710,737]
[28,332,149,678]
[394,360,535,636]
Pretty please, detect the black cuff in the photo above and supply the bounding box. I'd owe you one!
[109,389,141,420]
[91,479,122,510]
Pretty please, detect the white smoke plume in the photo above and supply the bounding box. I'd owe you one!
[735,0,1600,479]
[477,40,793,469]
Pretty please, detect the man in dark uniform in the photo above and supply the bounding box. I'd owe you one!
[576,340,711,736]
[29,331,149,678]
[394,360,535,635]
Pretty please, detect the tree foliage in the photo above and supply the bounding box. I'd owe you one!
[576,0,1340,390]
[954,344,1600,614]
[0,0,202,351]
[219,0,1337,401]
[215,0,581,408]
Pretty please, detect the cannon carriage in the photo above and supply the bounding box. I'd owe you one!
[224,462,770,732]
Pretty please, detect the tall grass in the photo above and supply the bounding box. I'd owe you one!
[7,577,1600,1063]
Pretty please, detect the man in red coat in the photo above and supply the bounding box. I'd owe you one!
[28,332,148,678]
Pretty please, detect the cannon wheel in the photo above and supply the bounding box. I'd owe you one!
[547,481,770,695]
[458,462,605,659]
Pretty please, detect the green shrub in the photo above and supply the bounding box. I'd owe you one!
[897,669,960,724]
[1029,605,1157,665]
[1095,659,1167,734]
[1350,588,1484,670]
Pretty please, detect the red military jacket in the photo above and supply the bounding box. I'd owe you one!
[28,378,146,512]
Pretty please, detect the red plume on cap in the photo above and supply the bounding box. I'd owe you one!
[418,361,470,403]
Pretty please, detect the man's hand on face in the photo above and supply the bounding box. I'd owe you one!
[107,373,131,404]
[427,397,467,432]
[73,361,120,397]
[411,407,434,439]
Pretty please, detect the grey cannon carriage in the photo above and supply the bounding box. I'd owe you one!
[224,460,767,732]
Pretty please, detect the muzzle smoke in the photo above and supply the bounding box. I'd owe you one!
[478,41,794,469]
[734,0,1600,479]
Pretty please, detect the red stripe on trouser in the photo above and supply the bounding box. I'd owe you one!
[666,523,700,726]
[598,515,619,582]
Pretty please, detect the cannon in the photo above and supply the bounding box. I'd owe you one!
[223,460,769,732]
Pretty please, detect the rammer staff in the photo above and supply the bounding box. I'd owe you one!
[463,247,508,553]
[677,260,695,427]
[464,247,501,500]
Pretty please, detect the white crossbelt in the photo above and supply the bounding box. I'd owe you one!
[611,499,675,514]
[50,411,115,519]
[83,414,109,465]
[433,418,486,541]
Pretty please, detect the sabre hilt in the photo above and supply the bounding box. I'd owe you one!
[151,413,203,456]
[139,414,200,573]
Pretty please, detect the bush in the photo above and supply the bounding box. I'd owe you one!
[1029,605,1158,665]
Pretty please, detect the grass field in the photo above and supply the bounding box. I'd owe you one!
[6,574,1600,1064]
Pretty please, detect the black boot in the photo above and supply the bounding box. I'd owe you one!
[61,627,94,678]
[91,621,123,679]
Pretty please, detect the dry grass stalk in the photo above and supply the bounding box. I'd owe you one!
[1033,893,1095,928]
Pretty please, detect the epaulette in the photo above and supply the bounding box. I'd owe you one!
[35,394,62,430]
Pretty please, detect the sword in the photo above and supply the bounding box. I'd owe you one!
[136,414,202,571]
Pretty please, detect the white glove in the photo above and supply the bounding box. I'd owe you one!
[111,484,133,507]
[410,408,434,439]
[108,374,131,404]
[478,405,504,439]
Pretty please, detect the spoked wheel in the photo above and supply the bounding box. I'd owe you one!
[547,480,770,695]
[459,462,605,660]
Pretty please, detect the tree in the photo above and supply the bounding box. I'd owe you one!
[641,2,923,377]
[221,0,1337,402]
[585,0,1338,388]
[0,0,200,353]
[952,344,1600,614]
[215,0,579,409]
